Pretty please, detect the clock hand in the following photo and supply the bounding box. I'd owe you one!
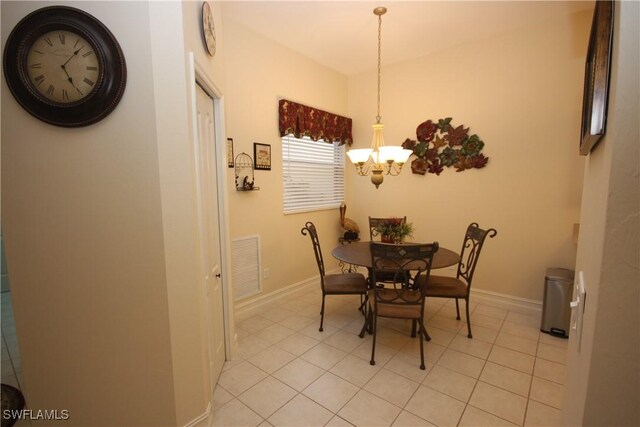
[60,44,87,88]
[61,45,85,67]
[60,64,77,88]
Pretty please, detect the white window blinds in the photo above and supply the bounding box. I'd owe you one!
[282,136,345,214]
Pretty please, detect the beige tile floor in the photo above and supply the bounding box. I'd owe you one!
[215,289,568,426]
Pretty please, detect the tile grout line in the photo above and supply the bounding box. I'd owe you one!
[453,313,503,426]
[522,327,543,426]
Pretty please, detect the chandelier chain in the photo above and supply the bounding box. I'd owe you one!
[376,12,382,124]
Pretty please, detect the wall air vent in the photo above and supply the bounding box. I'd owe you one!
[231,235,261,300]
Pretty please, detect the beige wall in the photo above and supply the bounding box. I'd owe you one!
[1,1,176,425]
[563,1,640,425]
[346,11,590,301]
[222,16,349,305]
[154,1,228,424]
[2,1,221,425]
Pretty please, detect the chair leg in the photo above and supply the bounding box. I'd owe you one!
[420,322,431,342]
[319,294,326,332]
[455,298,461,320]
[411,319,417,338]
[418,316,426,370]
[359,299,370,338]
[358,294,367,316]
[370,312,378,366]
[465,298,472,338]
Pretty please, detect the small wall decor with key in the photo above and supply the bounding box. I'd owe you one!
[227,138,234,168]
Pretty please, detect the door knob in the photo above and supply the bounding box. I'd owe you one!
[215,273,221,278]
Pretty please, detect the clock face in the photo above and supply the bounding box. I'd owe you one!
[26,30,101,104]
[3,6,126,127]
[202,2,216,56]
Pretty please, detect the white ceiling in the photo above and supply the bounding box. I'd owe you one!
[222,1,593,76]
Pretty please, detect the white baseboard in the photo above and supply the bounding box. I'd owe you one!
[471,287,542,315]
[233,271,542,322]
[234,274,321,322]
[184,402,211,427]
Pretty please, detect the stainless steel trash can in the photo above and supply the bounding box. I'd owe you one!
[540,268,574,338]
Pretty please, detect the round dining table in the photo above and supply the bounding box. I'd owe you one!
[332,241,460,270]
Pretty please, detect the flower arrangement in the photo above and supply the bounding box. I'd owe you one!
[375,218,414,243]
[401,117,488,176]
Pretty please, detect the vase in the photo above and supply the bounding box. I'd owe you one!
[381,235,394,243]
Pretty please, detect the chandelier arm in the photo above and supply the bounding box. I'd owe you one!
[387,162,403,176]
[356,162,373,176]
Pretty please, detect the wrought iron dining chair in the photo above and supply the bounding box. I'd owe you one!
[301,222,369,332]
[368,216,409,286]
[416,222,497,339]
[366,241,439,370]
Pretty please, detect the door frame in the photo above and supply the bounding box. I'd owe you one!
[188,53,235,362]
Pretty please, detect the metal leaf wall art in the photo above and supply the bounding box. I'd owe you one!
[401,117,488,176]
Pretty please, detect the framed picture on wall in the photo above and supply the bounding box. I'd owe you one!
[580,0,614,156]
[254,143,271,170]
[227,138,234,168]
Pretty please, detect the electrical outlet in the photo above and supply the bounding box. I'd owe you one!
[263,268,270,279]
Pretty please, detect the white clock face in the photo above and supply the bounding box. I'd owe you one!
[202,2,216,56]
[26,30,101,103]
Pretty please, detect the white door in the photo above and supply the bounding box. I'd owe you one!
[195,83,225,391]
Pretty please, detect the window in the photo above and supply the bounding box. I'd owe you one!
[282,135,345,214]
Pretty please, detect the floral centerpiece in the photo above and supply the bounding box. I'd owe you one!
[375,218,414,243]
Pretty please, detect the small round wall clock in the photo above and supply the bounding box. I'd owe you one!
[3,6,127,127]
[202,2,216,57]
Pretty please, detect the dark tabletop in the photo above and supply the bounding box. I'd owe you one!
[332,241,460,270]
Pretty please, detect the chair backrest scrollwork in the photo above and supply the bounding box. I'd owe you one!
[370,242,439,304]
[301,221,325,279]
[457,222,497,288]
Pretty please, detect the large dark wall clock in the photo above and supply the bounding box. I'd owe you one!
[3,6,127,127]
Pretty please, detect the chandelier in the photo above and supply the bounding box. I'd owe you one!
[346,7,412,189]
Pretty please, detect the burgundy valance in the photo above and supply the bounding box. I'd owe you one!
[279,99,353,146]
